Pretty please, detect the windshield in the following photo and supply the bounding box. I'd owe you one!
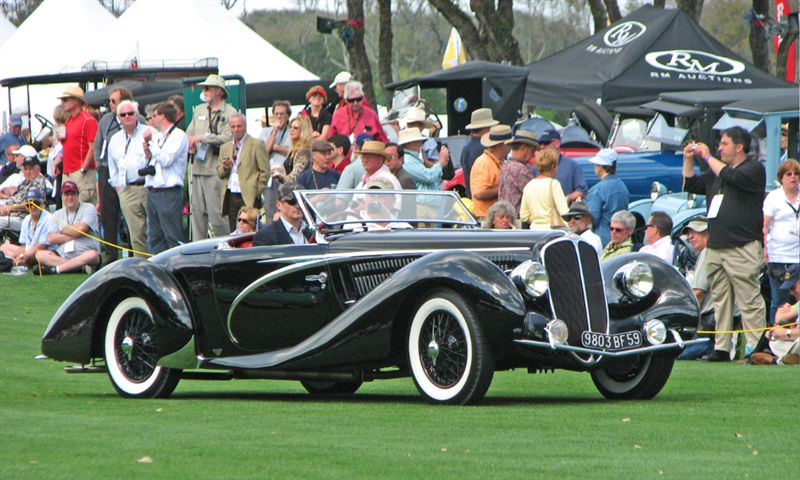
[298,190,476,228]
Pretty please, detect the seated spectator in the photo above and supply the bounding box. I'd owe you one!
[344,177,412,232]
[0,143,23,188]
[0,188,50,266]
[34,181,100,274]
[355,141,401,190]
[482,200,518,229]
[678,218,715,360]
[561,201,602,254]
[640,211,674,264]
[0,148,49,234]
[600,210,635,260]
[337,133,373,189]
[751,264,800,365]
[300,85,332,139]
[328,134,351,175]
[253,182,313,246]
[234,206,259,235]
[297,140,340,190]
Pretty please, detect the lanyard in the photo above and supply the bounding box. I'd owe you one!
[157,124,178,148]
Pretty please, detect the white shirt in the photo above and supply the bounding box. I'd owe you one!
[108,124,156,188]
[356,165,402,190]
[146,125,189,189]
[227,136,245,193]
[0,172,22,190]
[279,216,307,244]
[579,229,603,254]
[763,188,800,263]
[640,235,674,264]
[260,126,291,169]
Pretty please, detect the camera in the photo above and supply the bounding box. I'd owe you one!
[138,164,156,176]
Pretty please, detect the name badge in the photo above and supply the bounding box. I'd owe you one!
[64,240,75,253]
[707,194,723,219]
[196,143,209,162]
[197,115,207,121]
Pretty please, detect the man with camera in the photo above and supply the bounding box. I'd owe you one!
[142,102,188,254]
[107,100,152,257]
[186,74,236,241]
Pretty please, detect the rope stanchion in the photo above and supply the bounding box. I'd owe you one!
[8,199,152,258]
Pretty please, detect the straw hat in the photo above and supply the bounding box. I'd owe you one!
[402,106,434,129]
[355,140,390,157]
[480,125,512,147]
[197,74,229,98]
[465,108,499,130]
[57,86,86,102]
[506,130,539,147]
[397,127,426,146]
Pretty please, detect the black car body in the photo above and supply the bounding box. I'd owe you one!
[42,191,705,404]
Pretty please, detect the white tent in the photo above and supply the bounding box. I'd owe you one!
[84,0,318,84]
[0,11,16,49]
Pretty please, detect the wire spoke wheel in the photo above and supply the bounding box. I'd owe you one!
[419,310,468,388]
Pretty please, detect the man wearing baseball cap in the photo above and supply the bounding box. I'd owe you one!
[34,181,101,274]
[0,114,26,166]
[677,218,716,360]
[0,148,49,234]
[0,188,51,267]
[327,71,352,113]
[585,148,630,247]
[561,201,602,254]
[535,128,587,204]
[58,86,99,205]
[253,182,313,246]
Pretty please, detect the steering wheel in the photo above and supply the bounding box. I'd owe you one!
[35,113,55,130]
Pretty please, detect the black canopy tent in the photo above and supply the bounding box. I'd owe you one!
[525,5,792,110]
[386,61,528,135]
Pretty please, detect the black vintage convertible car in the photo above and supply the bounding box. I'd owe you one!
[41,190,706,404]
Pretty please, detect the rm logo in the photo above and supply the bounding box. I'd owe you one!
[645,50,745,75]
[603,21,647,47]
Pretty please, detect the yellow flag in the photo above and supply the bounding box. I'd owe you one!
[442,27,467,70]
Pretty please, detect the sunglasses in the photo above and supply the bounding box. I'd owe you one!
[119,111,136,118]
[347,96,364,103]
[610,227,627,233]
[282,198,298,206]
[290,124,301,129]
[237,217,253,224]
[784,171,800,177]
[567,215,584,221]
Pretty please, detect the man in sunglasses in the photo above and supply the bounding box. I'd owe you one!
[327,81,387,145]
[1,188,51,267]
[253,182,313,246]
[600,210,635,261]
[561,201,601,254]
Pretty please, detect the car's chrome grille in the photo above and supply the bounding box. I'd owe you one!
[543,239,608,346]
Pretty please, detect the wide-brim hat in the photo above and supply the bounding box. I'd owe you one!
[197,74,229,98]
[481,125,513,147]
[506,129,540,148]
[57,86,86,102]
[402,107,434,130]
[465,108,499,130]
[397,127,426,146]
[355,140,390,158]
[780,263,800,290]
[561,201,592,223]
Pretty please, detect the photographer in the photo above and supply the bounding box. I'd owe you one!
[107,100,154,257]
[142,102,188,254]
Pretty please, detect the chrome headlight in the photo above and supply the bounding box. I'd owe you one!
[614,262,654,299]
[545,319,569,345]
[511,260,549,298]
[643,319,667,345]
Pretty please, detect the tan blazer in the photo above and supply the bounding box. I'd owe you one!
[217,134,269,211]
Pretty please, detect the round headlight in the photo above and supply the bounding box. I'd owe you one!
[614,262,654,299]
[511,260,549,298]
[643,319,667,345]
[545,319,569,345]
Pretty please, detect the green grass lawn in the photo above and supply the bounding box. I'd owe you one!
[1,274,798,479]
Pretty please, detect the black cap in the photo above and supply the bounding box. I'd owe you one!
[278,182,302,201]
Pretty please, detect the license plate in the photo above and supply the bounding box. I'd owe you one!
[581,331,642,351]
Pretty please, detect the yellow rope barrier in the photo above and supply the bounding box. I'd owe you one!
[697,321,798,335]
[6,199,152,257]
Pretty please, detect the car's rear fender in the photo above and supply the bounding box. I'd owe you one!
[41,258,194,364]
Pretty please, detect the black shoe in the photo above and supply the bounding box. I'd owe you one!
[32,264,57,275]
[702,350,731,362]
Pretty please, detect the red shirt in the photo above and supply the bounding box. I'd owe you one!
[63,111,98,174]
[327,105,387,144]
[330,157,350,174]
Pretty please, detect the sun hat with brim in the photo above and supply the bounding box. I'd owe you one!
[588,148,618,166]
[24,188,45,204]
[397,127,426,146]
[278,182,302,201]
[329,71,352,88]
[311,139,334,152]
[197,74,229,98]
[506,130,540,148]
[465,108,499,130]
[12,145,38,158]
[57,86,86,102]
[402,107,435,130]
[561,201,593,223]
[366,177,395,190]
[780,263,800,290]
[480,125,513,147]
[305,85,327,101]
[681,218,708,235]
[356,140,390,158]
[61,181,80,194]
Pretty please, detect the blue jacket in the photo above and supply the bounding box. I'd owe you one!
[586,174,630,247]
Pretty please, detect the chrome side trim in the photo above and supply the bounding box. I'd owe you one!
[258,247,531,265]
[513,337,709,359]
[226,257,329,342]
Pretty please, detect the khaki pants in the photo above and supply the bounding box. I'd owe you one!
[190,174,228,240]
[117,185,148,257]
[706,240,766,352]
[63,169,97,205]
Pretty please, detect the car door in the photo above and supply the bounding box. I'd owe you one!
[211,243,332,352]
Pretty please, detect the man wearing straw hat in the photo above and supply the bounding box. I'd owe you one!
[461,108,499,198]
[398,127,446,192]
[498,129,537,212]
[186,74,236,240]
[470,124,512,219]
[354,141,401,190]
[57,86,98,205]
